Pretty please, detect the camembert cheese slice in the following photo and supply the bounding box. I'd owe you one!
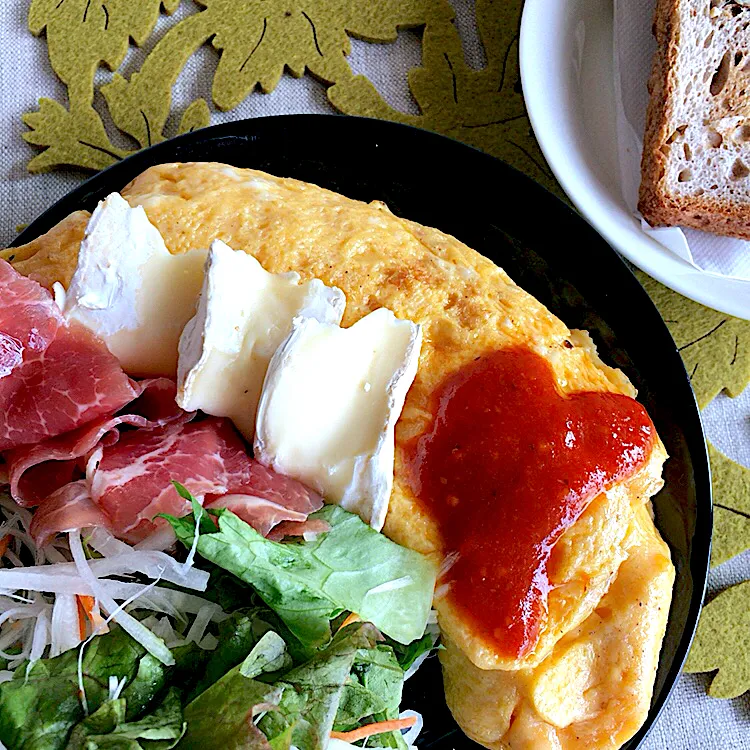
[254,309,422,530]
[177,239,345,439]
[63,193,207,377]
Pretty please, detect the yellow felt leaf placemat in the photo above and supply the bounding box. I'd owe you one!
[22,0,563,199]
[709,443,750,569]
[635,271,750,409]
[684,580,750,699]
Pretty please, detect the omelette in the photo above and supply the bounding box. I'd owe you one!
[4,162,674,749]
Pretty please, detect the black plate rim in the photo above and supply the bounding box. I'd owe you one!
[11,113,712,750]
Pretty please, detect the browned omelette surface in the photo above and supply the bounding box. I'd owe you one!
[5,162,673,749]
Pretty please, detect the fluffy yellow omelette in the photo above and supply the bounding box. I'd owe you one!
[4,162,674,749]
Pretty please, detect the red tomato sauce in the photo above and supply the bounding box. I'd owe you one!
[404,347,656,659]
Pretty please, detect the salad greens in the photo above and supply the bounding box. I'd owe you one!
[66,688,185,749]
[0,627,200,750]
[0,499,439,750]
[164,503,437,646]
[182,623,380,750]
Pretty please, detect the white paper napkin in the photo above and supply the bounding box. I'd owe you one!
[614,0,750,281]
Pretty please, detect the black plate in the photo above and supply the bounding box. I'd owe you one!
[12,115,711,750]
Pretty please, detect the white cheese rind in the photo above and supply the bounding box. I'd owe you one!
[63,193,207,376]
[176,239,345,439]
[254,309,422,530]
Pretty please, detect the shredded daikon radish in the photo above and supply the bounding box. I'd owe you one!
[0,496,32,529]
[400,710,423,747]
[4,551,23,568]
[76,573,170,715]
[0,621,26,654]
[0,671,13,684]
[0,592,32,604]
[50,594,83,657]
[43,544,68,564]
[86,527,131,558]
[438,551,459,579]
[141,616,186,649]
[89,552,209,590]
[404,650,431,681]
[366,576,413,596]
[199,633,218,651]
[183,502,204,573]
[134,526,177,552]
[434,583,451,600]
[27,608,50,668]
[69,532,174,666]
[185,604,215,645]
[108,674,127,701]
[0,553,208,594]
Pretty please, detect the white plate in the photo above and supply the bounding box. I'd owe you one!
[519,0,750,320]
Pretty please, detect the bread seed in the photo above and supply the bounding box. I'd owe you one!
[710,51,732,96]
[731,158,750,179]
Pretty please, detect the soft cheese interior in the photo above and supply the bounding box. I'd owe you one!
[63,193,206,377]
[177,238,345,439]
[255,310,422,531]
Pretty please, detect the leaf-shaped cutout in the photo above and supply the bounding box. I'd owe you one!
[25,0,179,169]
[210,0,453,107]
[709,443,750,568]
[29,0,177,93]
[635,271,750,408]
[329,0,561,198]
[684,580,750,698]
[178,99,211,135]
[22,99,127,173]
[102,12,214,148]
[100,0,447,146]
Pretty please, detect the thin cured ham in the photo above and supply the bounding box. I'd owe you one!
[30,480,110,545]
[27,415,324,545]
[91,417,324,543]
[5,378,188,507]
[0,260,137,451]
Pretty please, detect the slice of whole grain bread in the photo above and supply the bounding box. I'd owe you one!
[639,0,750,238]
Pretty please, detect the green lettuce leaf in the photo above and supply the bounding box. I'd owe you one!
[180,672,282,750]
[0,626,201,750]
[185,606,310,703]
[182,622,380,750]
[165,504,437,647]
[240,632,291,679]
[334,646,404,731]
[66,688,185,749]
[186,608,275,702]
[385,630,441,672]
[258,623,381,750]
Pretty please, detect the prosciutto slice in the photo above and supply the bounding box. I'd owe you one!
[30,416,324,544]
[0,260,137,451]
[5,378,188,507]
[30,480,111,545]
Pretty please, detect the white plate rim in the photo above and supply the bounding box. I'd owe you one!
[519,0,750,320]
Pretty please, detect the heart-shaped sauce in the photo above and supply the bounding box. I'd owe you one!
[404,347,656,659]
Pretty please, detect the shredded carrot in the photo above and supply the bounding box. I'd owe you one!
[336,612,361,633]
[0,534,12,558]
[76,595,97,641]
[330,716,416,743]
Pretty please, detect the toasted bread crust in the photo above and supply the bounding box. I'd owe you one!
[638,0,750,237]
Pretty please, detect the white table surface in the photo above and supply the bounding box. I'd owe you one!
[1,1,749,747]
